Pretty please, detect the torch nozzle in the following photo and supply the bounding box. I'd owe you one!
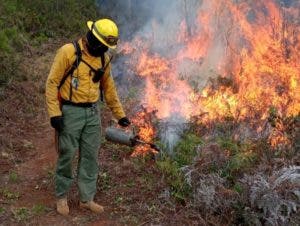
[134,138,161,152]
[149,143,161,152]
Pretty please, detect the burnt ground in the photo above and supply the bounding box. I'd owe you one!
[0,41,208,226]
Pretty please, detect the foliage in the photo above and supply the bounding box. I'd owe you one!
[12,207,30,222]
[9,171,19,183]
[174,133,203,167]
[157,156,191,202]
[31,204,47,215]
[0,0,99,87]
[0,207,5,215]
[217,137,258,182]
[98,171,111,191]
[1,188,20,200]
[241,166,300,225]
[157,133,203,202]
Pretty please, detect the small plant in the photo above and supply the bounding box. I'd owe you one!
[0,207,5,215]
[157,133,203,202]
[114,196,123,205]
[241,166,300,225]
[13,207,30,222]
[98,171,111,191]
[125,178,135,188]
[32,204,47,215]
[217,136,240,154]
[174,133,203,167]
[221,150,257,181]
[9,171,19,183]
[157,156,191,203]
[217,137,257,182]
[1,188,20,200]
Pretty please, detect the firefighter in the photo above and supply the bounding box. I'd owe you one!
[45,19,130,216]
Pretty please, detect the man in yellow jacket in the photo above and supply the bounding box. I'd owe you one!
[45,19,130,216]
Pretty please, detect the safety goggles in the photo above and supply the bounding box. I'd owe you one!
[92,23,119,46]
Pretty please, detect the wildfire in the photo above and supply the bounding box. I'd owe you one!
[121,0,300,153]
[131,111,156,156]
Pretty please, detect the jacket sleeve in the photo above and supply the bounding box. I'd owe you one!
[45,46,70,118]
[101,63,126,120]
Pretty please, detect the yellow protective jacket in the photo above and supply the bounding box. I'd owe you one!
[45,38,126,119]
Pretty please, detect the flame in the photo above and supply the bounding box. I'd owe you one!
[131,111,156,156]
[122,0,300,153]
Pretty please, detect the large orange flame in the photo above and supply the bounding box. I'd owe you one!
[120,0,300,153]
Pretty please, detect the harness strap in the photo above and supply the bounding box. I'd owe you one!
[58,41,81,90]
[81,54,113,102]
[69,41,82,100]
[100,54,105,102]
[58,40,113,103]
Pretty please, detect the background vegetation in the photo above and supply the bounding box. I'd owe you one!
[0,0,98,87]
[0,0,298,225]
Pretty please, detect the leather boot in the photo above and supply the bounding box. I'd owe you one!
[56,198,69,216]
[80,200,104,213]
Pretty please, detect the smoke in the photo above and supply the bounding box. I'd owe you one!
[96,0,300,152]
[159,115,188,154]
[96,0,230,151]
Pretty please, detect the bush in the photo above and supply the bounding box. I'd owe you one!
[0,0,99,88]
[174,133,203,166]
[241,166,300,225]
[157,156,191,202]
[217,137,257,182]
[157,133,203,202]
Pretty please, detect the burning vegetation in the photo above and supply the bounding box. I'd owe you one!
[114,0,299,156]
[108,0,299,224]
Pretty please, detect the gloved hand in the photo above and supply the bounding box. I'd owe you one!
[118,117,131,127]
[50,116,64,132]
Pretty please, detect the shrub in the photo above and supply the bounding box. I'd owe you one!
[241,166,300,225]
[157,133,203,202]
[157,156,191,202]
[0,0,99,88]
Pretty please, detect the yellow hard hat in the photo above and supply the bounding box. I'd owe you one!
[87,19,119,49]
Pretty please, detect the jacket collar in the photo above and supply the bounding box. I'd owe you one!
[79,37,94,57]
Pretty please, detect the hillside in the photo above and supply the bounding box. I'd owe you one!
[0,0,299,226]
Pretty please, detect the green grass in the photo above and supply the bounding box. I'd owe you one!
[157,133,203,203]
[174,133,203,166]
[13,207,30,222]
[0,0,99,88]
[98,171,111,191]
[157,157,191,202]
[32,204,47,215]
[0,207,5,215]
[217,137,257,182]
[9,171,19,183]
[1,188,20,200]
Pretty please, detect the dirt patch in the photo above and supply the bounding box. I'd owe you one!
[0,40,169,226]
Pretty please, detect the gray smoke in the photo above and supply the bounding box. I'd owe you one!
[96,0,298,152]
[96,0,228,152]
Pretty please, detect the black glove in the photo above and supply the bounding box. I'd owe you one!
[50,116,64,132]
[118,117,131,127]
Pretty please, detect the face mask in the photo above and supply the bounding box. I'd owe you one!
[86,31,108,57]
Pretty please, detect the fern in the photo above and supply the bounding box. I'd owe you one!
[242,166,300,225]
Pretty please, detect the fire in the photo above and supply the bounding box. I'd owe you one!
[131,111,156,156]
[136,52,169,77]
[120,0,300,153]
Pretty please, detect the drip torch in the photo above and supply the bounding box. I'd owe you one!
[105,127,160,152]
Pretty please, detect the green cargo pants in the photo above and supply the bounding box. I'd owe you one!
[55,104,101,202]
